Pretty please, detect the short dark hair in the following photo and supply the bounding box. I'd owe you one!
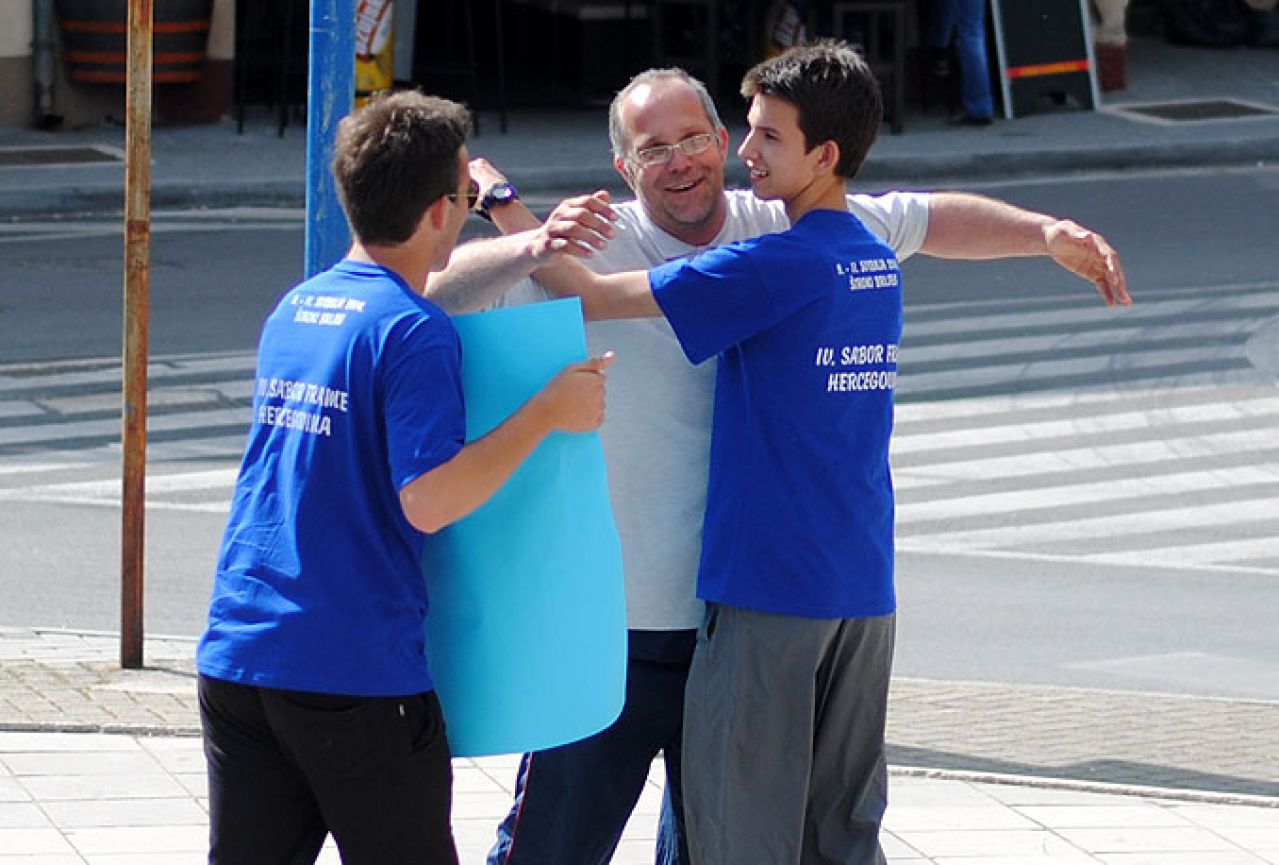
[741,40,882,179]
[332,91,471,246]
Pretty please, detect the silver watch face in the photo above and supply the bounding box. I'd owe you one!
[490,184,516,203]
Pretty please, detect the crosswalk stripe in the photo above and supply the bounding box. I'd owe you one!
[894,429,1279,490]
[0,352,256,394]
[0,468,238,500]
[0,407,249,447]
[891,396,1279,456]
[35,388,223,416]
[893,382,1232,424]
[0,401,44,419]
[901,320,1251,366]
[1088,537,1279,567]
[895,465,1279,523]
[902,291,1277,338]
[2,490,231,514]
[900,279,1276,316]
[0,458,101,477]
[892,542,1279,578]
[903,499,1277,549]
[896,344,1249,397]
[0,467,238,514]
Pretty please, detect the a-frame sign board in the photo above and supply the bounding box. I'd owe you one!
[989,0,1101,119]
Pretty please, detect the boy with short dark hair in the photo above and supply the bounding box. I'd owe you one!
[197,91,613,865]
[554,41,901,864]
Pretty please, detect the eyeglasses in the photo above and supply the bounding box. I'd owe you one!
[448,178,480,210]
[631,133,715,168]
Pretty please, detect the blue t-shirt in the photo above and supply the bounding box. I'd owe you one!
[197,260,465,696]
[651,209,902,619]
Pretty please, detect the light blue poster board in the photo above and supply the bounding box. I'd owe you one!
[421,298,627,757]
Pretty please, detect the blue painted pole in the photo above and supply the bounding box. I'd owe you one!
[305,0,356,278]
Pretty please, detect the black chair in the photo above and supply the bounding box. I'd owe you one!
[416,0,508,134]
[234,0,308,137]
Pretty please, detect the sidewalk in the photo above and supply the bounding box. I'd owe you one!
[1,36,1277,219]
[1,628,1275,863]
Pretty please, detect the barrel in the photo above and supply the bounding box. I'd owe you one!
[55,0,214,85]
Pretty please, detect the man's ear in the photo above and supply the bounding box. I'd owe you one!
[815,140,841,175]
[614,155,637,191]
[424,194,451,232]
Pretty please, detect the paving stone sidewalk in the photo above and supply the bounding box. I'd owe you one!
[2,627,1275,803]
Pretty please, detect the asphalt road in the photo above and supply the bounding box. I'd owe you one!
[1,165,1276,701]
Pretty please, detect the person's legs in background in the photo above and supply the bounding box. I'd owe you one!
[1091,0,1129,90]
[950,0,995,123]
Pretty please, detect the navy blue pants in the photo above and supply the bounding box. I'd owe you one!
[487,630,696,865]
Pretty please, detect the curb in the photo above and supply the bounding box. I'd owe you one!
[889,765,1279,809]
[3,136,1277,217]
[0,180,307,219]
[0,719,1272,809]
[0,721,201,737]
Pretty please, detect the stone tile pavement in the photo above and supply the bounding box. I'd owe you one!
[2,729,1277,864]
[1,627,1276,863]
[3,628,1276,799]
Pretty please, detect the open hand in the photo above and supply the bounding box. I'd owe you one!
[536,191,617,261]
[1045,220,1131,307]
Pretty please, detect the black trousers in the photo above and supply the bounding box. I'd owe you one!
[199,674,459,865]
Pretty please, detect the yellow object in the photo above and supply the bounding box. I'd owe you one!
[355,0,395,107]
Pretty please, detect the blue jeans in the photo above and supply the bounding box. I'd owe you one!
[930,0,995,119]
[487,630,694,865]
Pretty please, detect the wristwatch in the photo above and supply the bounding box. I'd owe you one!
[476,181,519,221]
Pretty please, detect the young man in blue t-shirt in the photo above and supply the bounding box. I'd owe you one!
[196,92,614,865]
[553,43,1129,865]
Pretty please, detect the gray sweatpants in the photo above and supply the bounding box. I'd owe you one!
[682,605,896,865]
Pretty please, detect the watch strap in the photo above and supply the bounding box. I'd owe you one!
[476,181,519,221]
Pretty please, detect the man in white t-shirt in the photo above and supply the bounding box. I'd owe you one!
[429,68,1125,865]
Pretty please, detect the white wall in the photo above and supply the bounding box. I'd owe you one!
[209,0,234,61]
[0,1,34,58]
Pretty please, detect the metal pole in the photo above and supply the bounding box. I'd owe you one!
[305,0,356,278]
[121,0,153,670]
[32,0,60,128]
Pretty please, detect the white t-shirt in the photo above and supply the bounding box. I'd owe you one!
[507,189,930,630]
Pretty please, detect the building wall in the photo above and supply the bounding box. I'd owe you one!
[0,0,234,129]
[0,2,34,126]
[0,56,33,127]
[0,1,33,58]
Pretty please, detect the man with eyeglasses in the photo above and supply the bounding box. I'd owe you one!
[430,67,1124,865]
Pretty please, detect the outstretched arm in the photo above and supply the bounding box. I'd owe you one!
[921,191,1131,307]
